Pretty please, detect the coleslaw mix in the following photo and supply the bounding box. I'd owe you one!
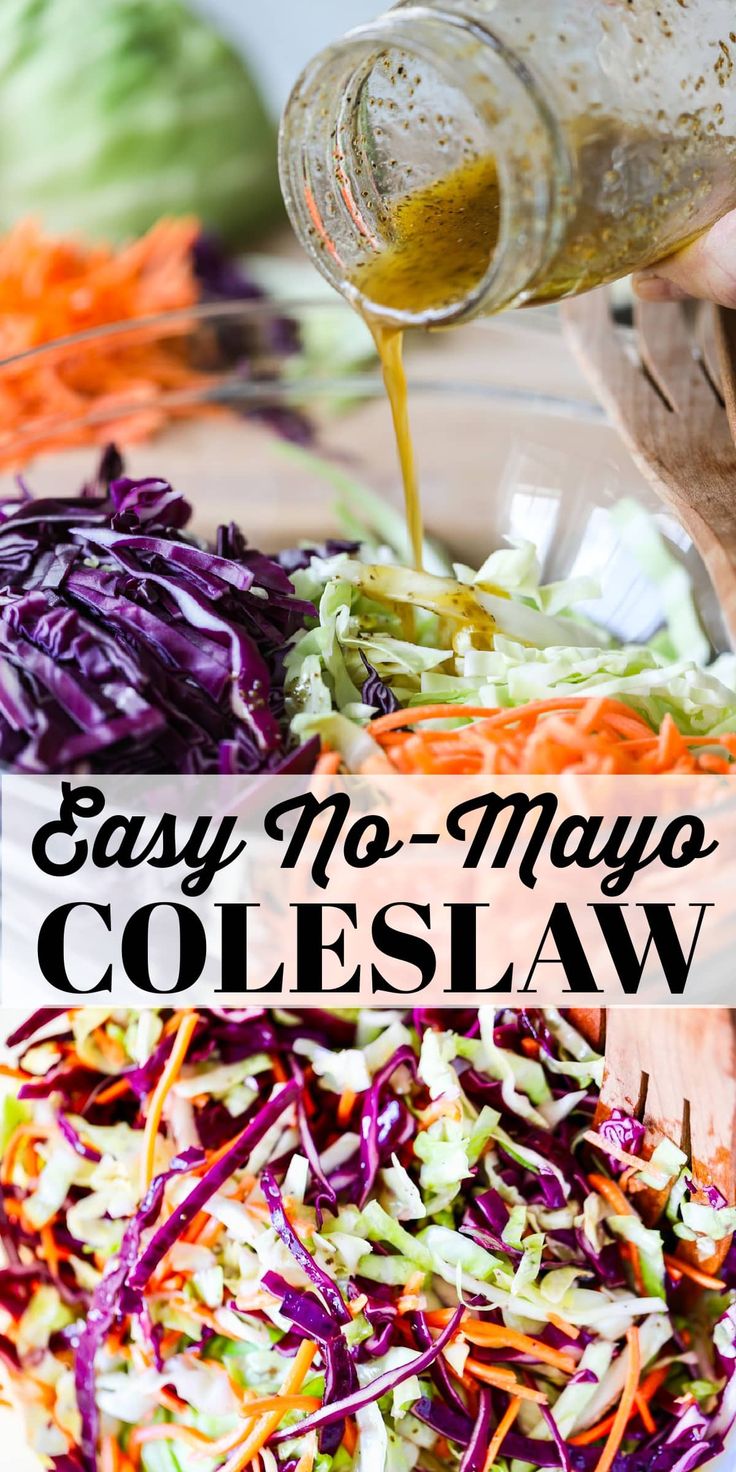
[3,445,736,775]
[0,1006,734,1472]
[280,466,736,776]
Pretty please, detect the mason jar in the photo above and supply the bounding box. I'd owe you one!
[279,0,736,327]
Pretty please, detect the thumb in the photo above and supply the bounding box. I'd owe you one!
[632,210,736,307]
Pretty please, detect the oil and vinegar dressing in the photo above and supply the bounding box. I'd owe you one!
[351,128,736,568]
[356,157,503,572]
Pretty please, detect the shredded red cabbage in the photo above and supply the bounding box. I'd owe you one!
[260,1167,350,1324]
[124,1082,299,1301]
[270,1306,464,1442]
[459,1387,493,1472]
[0,452,319,774]
[74,1148,202,1472]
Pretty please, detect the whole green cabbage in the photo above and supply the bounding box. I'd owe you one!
[0,0,280,243]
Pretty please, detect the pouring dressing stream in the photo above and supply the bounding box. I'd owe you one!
[280,0,736,569]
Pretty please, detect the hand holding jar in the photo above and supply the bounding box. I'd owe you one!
[634,213,736,307]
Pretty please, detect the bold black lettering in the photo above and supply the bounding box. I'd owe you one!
[592,902,713,995]
[447,791,558,889]
[265,793,350,890]
[37,902,112,993]
[121,904,206,993]
[371,903,435,994]
[215,903,283,993]
[657,817,718,870]
[294,904,359,992]
[445,903,511,992]
[522,903,601,993]
[32,781,104,877]
[343,814,402,869]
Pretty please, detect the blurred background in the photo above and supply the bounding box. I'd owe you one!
[0,0,381,255]
[197,2,380,114]
[0,0,397,469]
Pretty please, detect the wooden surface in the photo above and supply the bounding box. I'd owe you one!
[564,293,736,647]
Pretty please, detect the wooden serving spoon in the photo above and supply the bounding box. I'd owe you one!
[569,1008,736,1275]
[563,292,736,647]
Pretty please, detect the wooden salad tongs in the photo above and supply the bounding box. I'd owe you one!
[562,291,736,1271]
[567,1008,736,1277]
[563,291,736,647]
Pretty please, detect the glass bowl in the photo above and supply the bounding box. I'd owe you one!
[0,297,729,654]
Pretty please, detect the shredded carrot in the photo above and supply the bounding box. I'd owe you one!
[464,1357,548,1404]
[129,1424,219,1456]
[571,1355,668,1451]
[419,1097,464,1127]
[240,1395,320,1414]
[620,1240,645,1297]
[129,1393,319,1466]
[341,1418,358,1456]
[192,1137,252,1176]
[295,1447,316,1472]
[426,1312,576,1374]
[340,697,736,777]
[218,1339,318,1472]
[0,217,220,468]
[587,1173,635,1216]
[639,1366,670,1402]
[140,1011,199,1192]
[314,749,342,776]
[465,1324,576,1375]
[159,1389,188,1415]
[271,1054,289,1085]
[101,1435,120,1472]
[39,1223,61,1280]
[520,1037,541,1058]
[634,1390,656,1435]
[593,1327,641,1472]
[92,1027,129,1069]
[0,1064,32,1082]
[663,1254,727,1291]
[1,1123,51,1184]
[337,1090,357,1125]
[483,1396,522,1472]
[158,1331,184,1361]
[397,1268,427,1315]
[94,1078,133,1106]
[571,1413,622,1447]
[548,1313,580,1340]
[197,1216,226,1249]
[588,1172,651,1294]
[180,1209,212,1244]
[573,1344,657,1453]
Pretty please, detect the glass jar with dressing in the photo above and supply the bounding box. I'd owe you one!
[279,0,736,327]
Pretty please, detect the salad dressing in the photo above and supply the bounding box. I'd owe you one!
[359,157,503,572]
[370,322,423,570]
[282,3,736,578]
[355,155,502,319]
[356,127,736,570]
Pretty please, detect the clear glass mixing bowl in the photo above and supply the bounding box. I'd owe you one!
[0,303,732,1469]
[0,297,729,654]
